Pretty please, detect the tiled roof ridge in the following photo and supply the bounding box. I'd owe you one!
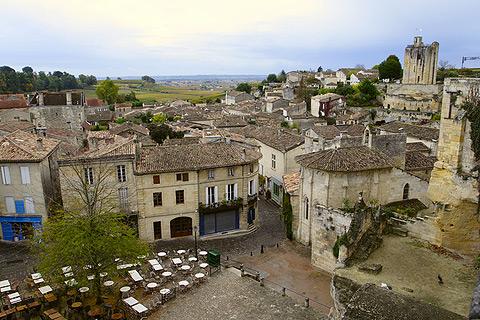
[3,131,37,158]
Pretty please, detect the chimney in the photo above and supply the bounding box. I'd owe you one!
[66,91,72,105]
[36,137,44,150]
[241,148,246,161]
[38,92,44,106]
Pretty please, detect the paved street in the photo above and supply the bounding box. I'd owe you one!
[0,240,36,282]
[154,198,287,258]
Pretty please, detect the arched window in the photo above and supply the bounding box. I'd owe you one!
[403,183,410,200]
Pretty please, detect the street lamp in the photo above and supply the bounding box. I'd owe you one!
[193,225,198,260]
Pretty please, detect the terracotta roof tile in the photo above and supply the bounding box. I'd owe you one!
[283,171,300,194]
[379,121,439,141]
[296,146,393,172]
[406,142,430,153]
[0,121,35,133]
[311,125,340,140]
[0,130,59,162]
[0,94,28,109]
[405,151,436,171]
[136,143,262,174]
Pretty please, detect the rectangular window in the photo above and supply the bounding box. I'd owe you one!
[305,198,309,220]
[153,192,163,207]
[25,197,35,213]
[153,175,160,184]
[248,180,255,195]
[227,167,234,176]
[273,183,280,196]
[84,167,94,185]
[271,154,276,169]
[153,221,162,240]
[117,165,126,182]
[208,169,215,180]
[20,167,31,185]
[226,184,235,201]
[15,200,25,214]
[1,166,11,185]
[175,190,185,204]
[206,186,217,204]
[118,187,128,210]
[176,173,189,182]
[5,197,15,213]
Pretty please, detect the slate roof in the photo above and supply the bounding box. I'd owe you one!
[213,116,248,128]
[0,130,59,162]
[0,121,35,133]
[336,124,366,137]
[379,121,439,141]
[296,146,393,172]
[405,151,436,171]
[406,142,430,153]
[162,137,201,146]
[86,110,114,123]
[311,93,344,102]
[136,143,262,174]
[0,94,28,109]
[283,171,300,195]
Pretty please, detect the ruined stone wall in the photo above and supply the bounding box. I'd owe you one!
[384,83,442,112]
[402,37,439,85]
[427,78,480,257]
[30,104,86,131]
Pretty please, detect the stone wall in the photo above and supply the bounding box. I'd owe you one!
[29,104,86,132]
[383,83,442,112]
[403,36,439,85]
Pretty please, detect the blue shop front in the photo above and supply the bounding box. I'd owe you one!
[0,216,42,241]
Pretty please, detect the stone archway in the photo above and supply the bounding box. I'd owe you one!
[170,217,193,238]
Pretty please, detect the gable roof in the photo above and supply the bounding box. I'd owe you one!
[310,125,340,140]
[0,130,59,162]
[405,151,436,171]
[246,127,304,152]
[110,122,149,136]
[312,93,344,102]
[296,146,393,172]
[0,94,28,109]
[406,142,430,153]
[136,143,262,174]
[0,121,35,133]
[379,121,439,141]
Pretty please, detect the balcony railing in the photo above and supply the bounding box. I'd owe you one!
[199,198,243,214]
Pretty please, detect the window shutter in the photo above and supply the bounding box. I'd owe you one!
[25,197,34,213]
[20,167,30,185]
[214,186,218,203]
[253,179,256,194]
[225,184,229,200]
[234,183,238,199]
[1,166,11,185]
[5,197,15,213]
[205,187,209,204]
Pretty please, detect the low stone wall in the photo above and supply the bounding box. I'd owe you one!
[383,83,443,112]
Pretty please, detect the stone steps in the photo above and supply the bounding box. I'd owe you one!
[391,226,408,237]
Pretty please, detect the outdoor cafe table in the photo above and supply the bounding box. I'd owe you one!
[161,271,172,278]
[188,257,198,262]
[39,285,53,295]
[157,252,167,257]
[103,280,114,287]
[61,266,71,273]
[199,251,208,256]
[132,303,148,314]
[160,288,170,295]
[0,280,10,288]
[78,287,89,293]
[64,272,73,278]
[123,297,138,306]
[100,272,108,277]
[128,270,143,282]
[199,263,208,268]
[180,265,191,271]
[8,292,19,300]
[147,282,158,289]
[0,286,11,293]
[10,297,22,304]
[34,278,45,284]
[152,264,163,271]
[177,249,186,255]
[179,280,189,287]
[87,275,95,280]
[64,279,77,286]
[172,258,182,265]
[120,286,131,293]
[195,273,205,279]
[31,273,42,280]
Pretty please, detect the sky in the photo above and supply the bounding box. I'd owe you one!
[1,0,479,77]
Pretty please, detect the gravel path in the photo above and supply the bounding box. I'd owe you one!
[154,198,286,258]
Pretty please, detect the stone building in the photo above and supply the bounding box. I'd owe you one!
[403,36,439,85]
[0,131,60,241]
[265,97,289,113]
[427,78,480,257]
[311,93,346,117]
[134,143,261,241]
[225,91,254,105]
[0,94,30,123]
[378,121,439,154]
[294,140,429,246]
[58,134,138,219]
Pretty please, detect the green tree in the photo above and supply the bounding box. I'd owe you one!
[357,79,379,101]
[282,192,293,240]
[277,70,287,82]
[152,112,167,124]
[148,124,184,144]
[96,79,119,104]
[36,163,149,302]
[236,82,252,93]
[378,55,402,82]
[266,73,278,83]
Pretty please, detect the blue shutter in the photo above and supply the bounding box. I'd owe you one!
[1,223,13,241]
[15,200,25,214]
